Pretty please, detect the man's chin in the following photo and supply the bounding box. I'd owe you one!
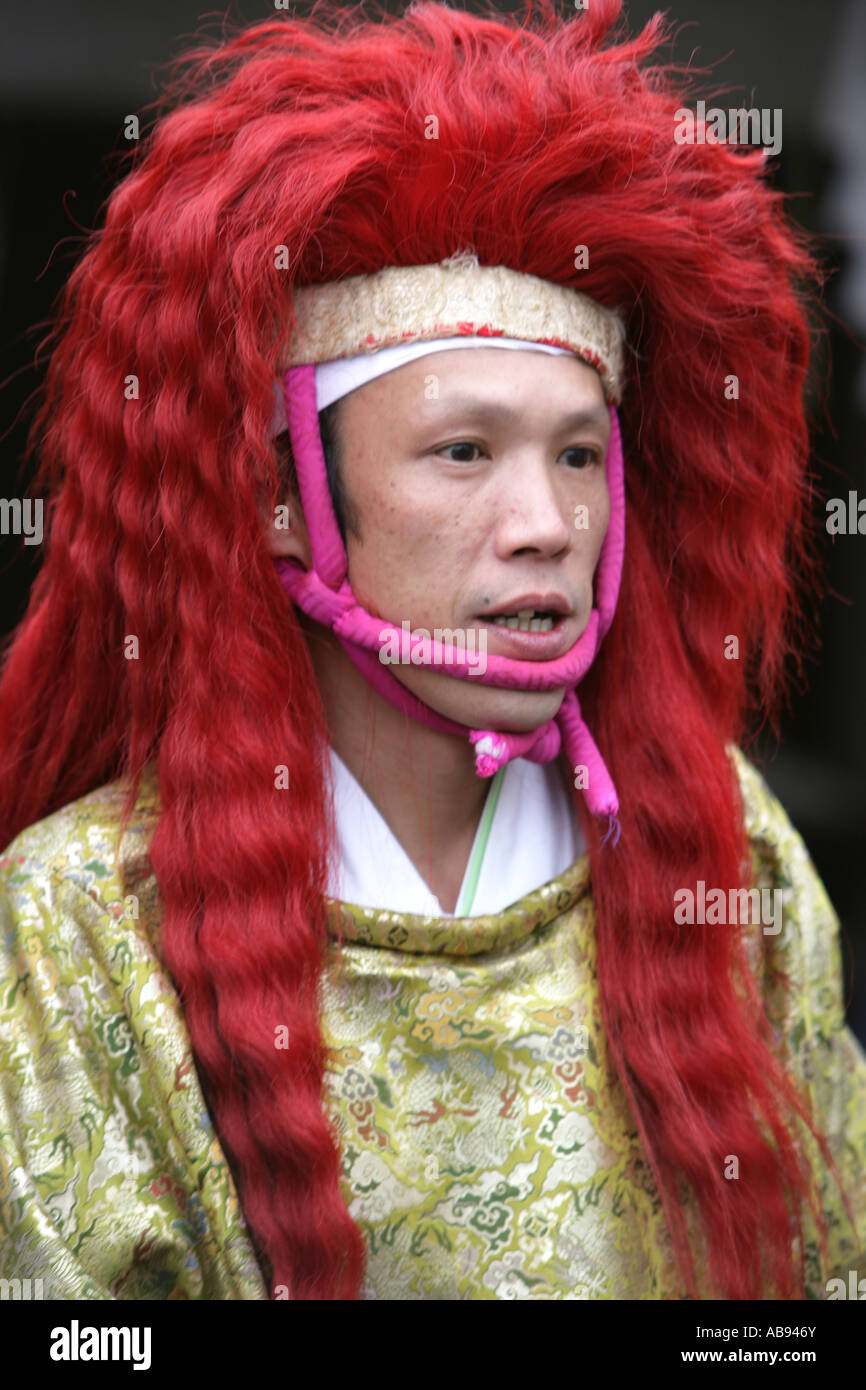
[392,667,566,733]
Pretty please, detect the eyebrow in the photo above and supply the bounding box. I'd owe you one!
[418,395,610,431]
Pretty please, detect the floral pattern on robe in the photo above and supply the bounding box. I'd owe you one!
[0,747,863,1298]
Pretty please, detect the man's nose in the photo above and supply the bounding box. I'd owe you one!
[491,453,573,556]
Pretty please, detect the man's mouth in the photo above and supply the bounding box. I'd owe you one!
[487,608,558,633]
[478,593,572,635]
[473,599,575,661]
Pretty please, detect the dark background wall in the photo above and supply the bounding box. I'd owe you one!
[1,1,864,1040]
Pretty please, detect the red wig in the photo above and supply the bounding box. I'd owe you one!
[0,0,850,1297]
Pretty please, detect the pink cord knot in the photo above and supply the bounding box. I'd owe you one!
[471,733,509,777]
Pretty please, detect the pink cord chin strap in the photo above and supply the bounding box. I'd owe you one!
[273,363,626,841]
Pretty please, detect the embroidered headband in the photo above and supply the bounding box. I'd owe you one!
[271,254,627,837]
[283,252,625,402]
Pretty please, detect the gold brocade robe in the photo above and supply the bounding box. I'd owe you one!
[0,748,864,1299]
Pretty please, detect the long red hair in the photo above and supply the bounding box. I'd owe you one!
[0,0,849,1297]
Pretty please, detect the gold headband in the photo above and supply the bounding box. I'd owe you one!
[283,252,626,403]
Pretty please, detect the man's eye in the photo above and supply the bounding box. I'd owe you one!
[563,446,601,469]
[435,442,482,462]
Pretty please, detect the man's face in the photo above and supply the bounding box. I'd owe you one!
[281,347,612,734]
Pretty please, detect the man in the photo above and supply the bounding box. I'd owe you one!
[0,1,863,1301]
[269,326,615,916]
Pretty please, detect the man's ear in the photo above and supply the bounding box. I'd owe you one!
[264,488,312,566]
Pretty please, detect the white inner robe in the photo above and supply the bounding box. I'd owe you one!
[325,747,583,918]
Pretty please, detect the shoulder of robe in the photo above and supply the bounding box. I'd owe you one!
[726,743,866,1279]
[0,769,268,1299]
[0,767,162,961]
[725,743,846,1032]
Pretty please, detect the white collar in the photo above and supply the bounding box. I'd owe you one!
[325,748,582,918]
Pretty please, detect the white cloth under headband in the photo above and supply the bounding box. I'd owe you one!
[271,336,573,431]
[313,336,573,411]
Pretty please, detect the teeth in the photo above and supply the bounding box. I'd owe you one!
[490,610,556,633]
